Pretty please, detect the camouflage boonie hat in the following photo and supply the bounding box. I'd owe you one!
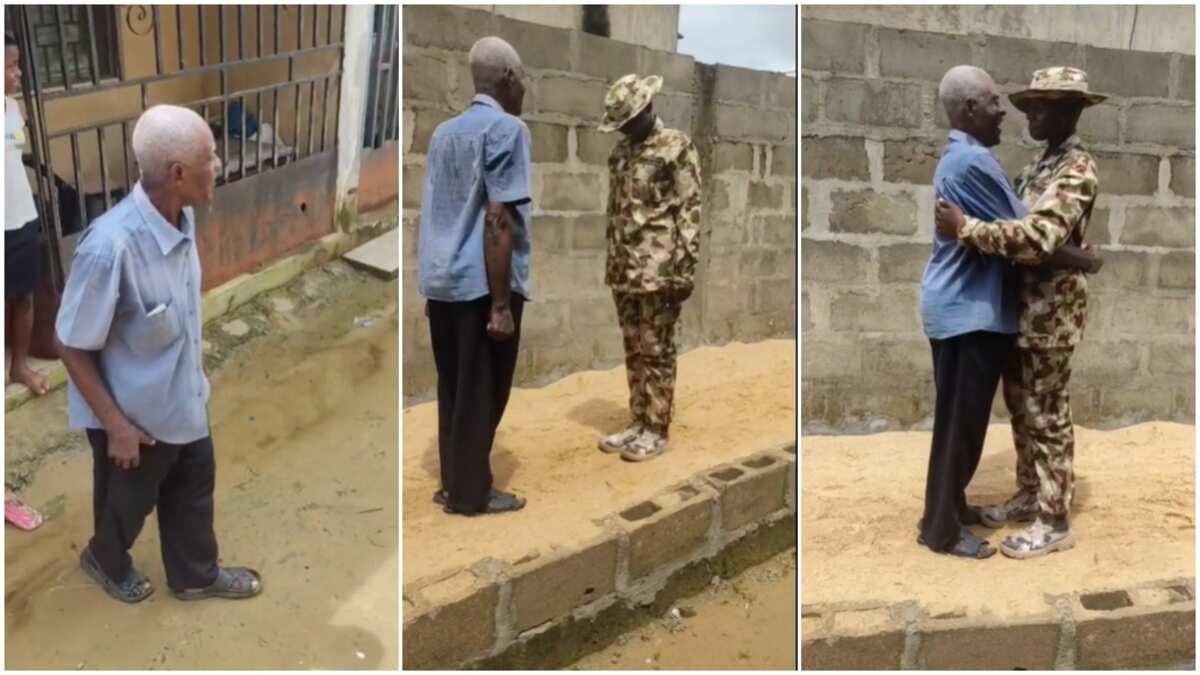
[599,73,663,133]
[1009,66,1108,111]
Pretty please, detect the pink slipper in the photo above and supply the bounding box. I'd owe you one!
[5,497,44,531]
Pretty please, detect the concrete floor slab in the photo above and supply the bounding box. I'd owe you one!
[344,227,399,279]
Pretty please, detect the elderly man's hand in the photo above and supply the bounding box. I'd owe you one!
[108,418,156,470]
[934,199,965,238]
[487,303,515,341]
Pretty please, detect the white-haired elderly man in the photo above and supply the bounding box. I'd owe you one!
[418,36,532,516]
[55,104,261,603]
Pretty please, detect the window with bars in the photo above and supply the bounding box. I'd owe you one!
[27,5,120,89]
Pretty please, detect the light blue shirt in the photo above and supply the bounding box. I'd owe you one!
[56,182,210,444]
[920,130,1029,340]
[418,94,533,302]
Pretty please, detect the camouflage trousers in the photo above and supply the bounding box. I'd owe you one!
[613,290,682,436]
[1002,346,1076,518]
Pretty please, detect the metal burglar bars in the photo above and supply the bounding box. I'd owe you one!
[7,5,347,283]
[363,4,397,149]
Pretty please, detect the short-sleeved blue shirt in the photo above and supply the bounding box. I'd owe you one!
[418,94,533,302]
[920,130,1029,340]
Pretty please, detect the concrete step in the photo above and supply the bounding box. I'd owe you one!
[343,227,399,280]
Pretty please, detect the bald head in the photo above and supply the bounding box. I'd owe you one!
[469,36,523,92]
[132,104,214,188]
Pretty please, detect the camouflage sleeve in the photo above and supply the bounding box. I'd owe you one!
[673,140,702,286]
[607,151,620,220]
[958,156,1097,265]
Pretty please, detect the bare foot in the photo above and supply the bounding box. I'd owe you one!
[10,364,48,396]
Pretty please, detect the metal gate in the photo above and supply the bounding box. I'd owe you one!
[7,5,347,286]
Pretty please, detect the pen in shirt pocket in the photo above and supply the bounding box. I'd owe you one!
[147,303,169,317]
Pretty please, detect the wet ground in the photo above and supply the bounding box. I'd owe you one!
[5,261,398,669]
[570,549,797,670]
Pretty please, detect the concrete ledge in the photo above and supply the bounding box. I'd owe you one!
[401,443,798,670]
[800,579,1197,670]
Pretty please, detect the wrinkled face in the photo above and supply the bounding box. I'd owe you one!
[966,86,1005,147]
[1022,98,1083,141]
[172,135,220,207]
[5,46,21,95]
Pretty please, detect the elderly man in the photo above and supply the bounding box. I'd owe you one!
[935,67,1105,558]
[418,36,531,516]
[55,104,261,603]
[596,74,701,462]
[917,66,1098,559]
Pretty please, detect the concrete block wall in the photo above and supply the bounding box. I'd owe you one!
[801,16,1196,432]
[402,5,797,400]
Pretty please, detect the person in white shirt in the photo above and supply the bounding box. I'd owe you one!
[5,33,47,396]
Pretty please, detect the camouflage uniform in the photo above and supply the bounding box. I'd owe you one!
[959,132,1099,520]
[602,75,702,439]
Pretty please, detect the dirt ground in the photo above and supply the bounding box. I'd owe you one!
[570,549,798,670]
[5,262,399,669]
[401,339,796,587]
[802,422,1195,620]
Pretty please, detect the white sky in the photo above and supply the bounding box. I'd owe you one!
[677,5,797,74]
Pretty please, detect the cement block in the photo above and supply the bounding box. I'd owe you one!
[917,616,1060,670]
[715,64,767,105]
[739,249,785,278]
[829,189,918,235]
[535,76,607,121]
[860,336,931,376]
[531,215,571,253]
[1169,155,1194,197]
[801,632,906,670]
[1179,55,1195,101]
[402,571,499,669]
[878,28,972,82]
[527,122,569,163]
[800,19,866,74]
[1088,207,1112,245]
[801,185,810,231]
[411,108,452,155]
[1126,104,1195,147]
[771,145,796,177]
[748,181,786,210]
[402,48,449,105]
[825,78,924,129]
[801,239,871,284]
[577,32,638,81]
[714,104,792,142]
[882,140,941,184]
[1077,103,1120,145]
[509,534,619,633]
[1150,340,1195,375]
[802,135,868,180]
[1074,603,1196,670]
[618,484,716,581]
[767,73,797,110]
[801,291,811,331]
[1088,248,1151,291]
[1112,295,1192,336]
[712,141,755,173]
[495,15,571,71]
[1085,45,1171,99]
[1120,206,1195,248]
[759,214,796,247]
[404,5,494,52]
[448,54,475,112]
[343,228,399,280]
[403,164,424,209]
[576,127,618,166]
[991,143,1039,180]
[520,301,569,346]
[654,93,695,135]
[878,243,931,283]
[571,213,608,251]
[705,454,790,532]
[801,76,818,123]
[567,297,616,330]
[830,288,921,332]
[541,172,606,212]
[639,47,694,93]
[1072,340,1142,378]
[1093,151,1159,195]
[1158,250,1195,290]
[984,35,1081,87]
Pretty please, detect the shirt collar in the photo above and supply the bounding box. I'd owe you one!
[947,128,985,147]
[132,182,193,256]
[1046,134,1082,157]
[472,94,504,112]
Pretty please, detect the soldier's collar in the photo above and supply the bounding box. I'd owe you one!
[1045,134,1082,158]
[627,116,664,148]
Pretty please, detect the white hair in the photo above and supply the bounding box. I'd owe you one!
[938,65,995,121]
[131,104,213,186]
[468,36,523,92]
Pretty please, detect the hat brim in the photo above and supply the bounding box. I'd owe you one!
[598,76,663,133]
[1009,89,1108,112]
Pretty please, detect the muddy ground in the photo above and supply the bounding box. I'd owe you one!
[570,549,797,670]
[5,261,398,669]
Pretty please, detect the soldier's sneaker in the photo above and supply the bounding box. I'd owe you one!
[599,424,643,453]
[977,491,1039,528]
[620,430,668,462]
[999,518,1075,559]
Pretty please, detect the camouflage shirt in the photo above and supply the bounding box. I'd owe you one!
[959,135,1098,349]
[606,117,702,293]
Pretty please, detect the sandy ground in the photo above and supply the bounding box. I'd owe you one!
[402,339,796,586]
[571,549,798,670]
[5,264,399,669]
[802,422,1195,620]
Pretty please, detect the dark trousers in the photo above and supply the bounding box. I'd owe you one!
[920,331,1015,551]
[428,294,524,513]
[86,429,219,591]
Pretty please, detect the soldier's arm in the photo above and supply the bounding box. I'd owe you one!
[1043,242,1102,273]
[958,158,1097,265]
[673,141,702,286]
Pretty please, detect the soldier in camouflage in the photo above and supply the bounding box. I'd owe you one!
[596,73,702,462]
[935,66,1106,559]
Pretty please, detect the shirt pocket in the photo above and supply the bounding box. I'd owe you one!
[127,301,184,356]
